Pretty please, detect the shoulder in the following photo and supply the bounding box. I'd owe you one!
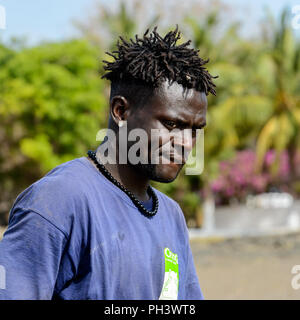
[9,158,92,235]
[152,187,186,225]
[153,187,190,250]
[153,188,180,209]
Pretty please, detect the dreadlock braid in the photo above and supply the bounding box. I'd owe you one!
[102,26,217,96]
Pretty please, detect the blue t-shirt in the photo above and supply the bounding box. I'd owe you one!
[0,157,203,300]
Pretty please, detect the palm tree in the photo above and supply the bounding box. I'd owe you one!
[255,8,300,178]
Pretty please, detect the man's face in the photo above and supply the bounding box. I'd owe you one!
[126,81,207,183]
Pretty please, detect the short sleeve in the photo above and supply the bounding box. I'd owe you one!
[0,208,67,300]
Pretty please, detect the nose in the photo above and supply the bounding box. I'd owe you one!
[172,129,193,159]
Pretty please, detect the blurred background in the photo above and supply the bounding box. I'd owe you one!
[0,0,299,299]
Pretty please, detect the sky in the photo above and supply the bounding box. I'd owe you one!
[0,0,299,45]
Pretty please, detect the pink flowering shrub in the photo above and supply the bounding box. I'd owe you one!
[210,149,299,205]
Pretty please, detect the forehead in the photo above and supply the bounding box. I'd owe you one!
[150,81,207,119]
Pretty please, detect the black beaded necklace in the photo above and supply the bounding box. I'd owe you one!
[87,150,159,218]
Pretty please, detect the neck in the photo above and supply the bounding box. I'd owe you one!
[93,142,150,202]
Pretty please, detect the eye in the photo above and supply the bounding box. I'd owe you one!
[163,120,177,129]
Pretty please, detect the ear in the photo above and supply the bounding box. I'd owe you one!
[110,95,130,126]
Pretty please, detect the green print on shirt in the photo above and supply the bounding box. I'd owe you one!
[159,247,179,300]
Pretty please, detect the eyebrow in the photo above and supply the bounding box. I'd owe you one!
[167,115,206,130]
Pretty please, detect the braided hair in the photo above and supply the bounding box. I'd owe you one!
[102,26,217,96]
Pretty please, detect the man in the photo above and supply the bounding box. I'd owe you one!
[0,26,216,299]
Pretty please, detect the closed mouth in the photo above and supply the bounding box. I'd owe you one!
[159,151,185,165]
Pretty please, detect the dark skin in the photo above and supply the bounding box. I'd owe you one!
[88,80,207,202]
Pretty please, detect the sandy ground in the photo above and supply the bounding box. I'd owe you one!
[1,225,300,300]
[191,232,300,300]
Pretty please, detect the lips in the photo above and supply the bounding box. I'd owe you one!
[159,151,186,165]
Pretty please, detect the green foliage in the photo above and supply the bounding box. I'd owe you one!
[254,9,300,172]
[0,39,107,222]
